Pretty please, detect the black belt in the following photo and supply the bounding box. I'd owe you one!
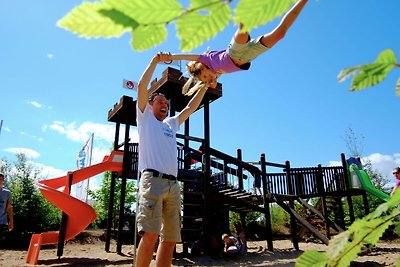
[142,169,177,181]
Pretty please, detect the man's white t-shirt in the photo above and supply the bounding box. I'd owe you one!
[137,105,180,177]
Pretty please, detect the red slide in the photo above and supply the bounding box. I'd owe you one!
[26,150,124,265]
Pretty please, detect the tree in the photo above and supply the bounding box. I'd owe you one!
[57,0,297,52]
[1,154,61,248]
[342,127,364,159]
[338,49,400,96]
[87,171,137,229]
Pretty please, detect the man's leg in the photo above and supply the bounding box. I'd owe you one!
[261,0,308,48]
[135,232,159,267]
[155,241,176,267]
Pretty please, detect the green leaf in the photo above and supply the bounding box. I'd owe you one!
[177,1,231,51]
[98,8,139,29]
[295,250,327,267]
[57,2,129,38]
[105,0,182,24]
[363,216,394,244]
[364,201,390,220]
[338,49,397,92]
[333,243,364,267]
[394,222,400,235]
[376,49,397,63]
[234,0,296,32]
[337,66,361,83]
[131,25,167,51]
[326,231,350,259]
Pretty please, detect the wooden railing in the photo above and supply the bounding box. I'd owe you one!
[126,136,347,200]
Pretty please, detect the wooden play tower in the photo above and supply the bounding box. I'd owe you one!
[105,67,375,255]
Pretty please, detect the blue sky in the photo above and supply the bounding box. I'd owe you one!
[1,0,399,191]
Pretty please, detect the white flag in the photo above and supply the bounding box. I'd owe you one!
[75,133,94,203]
[122,79,138,91]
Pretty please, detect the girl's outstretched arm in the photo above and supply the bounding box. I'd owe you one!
[169,53,201,62]
[260,0,308,48]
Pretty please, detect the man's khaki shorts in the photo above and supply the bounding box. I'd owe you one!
[137,171,181,242]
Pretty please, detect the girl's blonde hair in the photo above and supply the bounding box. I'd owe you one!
[182,61,203,96]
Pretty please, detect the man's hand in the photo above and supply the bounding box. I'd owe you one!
[156,52,172,64]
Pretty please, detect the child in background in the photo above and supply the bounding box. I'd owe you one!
[222,233,241,256]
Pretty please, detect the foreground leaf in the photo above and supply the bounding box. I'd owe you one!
[131,25,167,51]
[296,250,327,267]
[338,49,397,92]
[177,0,231,51]
[234,0,296,32]
[332,242,363,267]
[326,231,350,259]
[105,0,182,24]
[57,2,129,38]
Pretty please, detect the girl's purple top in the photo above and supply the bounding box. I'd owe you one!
[199,50,243,74]
[396,180,400,186]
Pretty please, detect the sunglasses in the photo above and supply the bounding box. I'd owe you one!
[393,171,400,175]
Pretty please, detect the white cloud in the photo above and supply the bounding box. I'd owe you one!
[26,100,52,110]
[19,131,44,142]
[47,120,138,146]
[91,146,111,165]
[46,120,138,166]
[48,121,114,143]
[33,162,66,179]
[4,147,40,159]
[47,54,54,59]
[28,100,42,108]
[2,126,10,132]
[361,153,400,185]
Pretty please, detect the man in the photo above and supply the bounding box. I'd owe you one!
[135,52,209,267]
[0,172,14,241]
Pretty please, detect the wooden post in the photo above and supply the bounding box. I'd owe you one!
[116,124,130,253]
[237,149,243,190]
[105,122,120,252]
[341,153,355,223]
[202,100,211,255]
[285,160,299,250]
[317,164,330,239]
[260,153,273,251]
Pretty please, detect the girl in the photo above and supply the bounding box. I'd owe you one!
[164,0,308,95]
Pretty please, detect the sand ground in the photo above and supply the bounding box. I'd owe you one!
[1,231,399,267]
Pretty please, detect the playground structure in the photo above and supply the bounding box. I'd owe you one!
[26,67,390,264]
